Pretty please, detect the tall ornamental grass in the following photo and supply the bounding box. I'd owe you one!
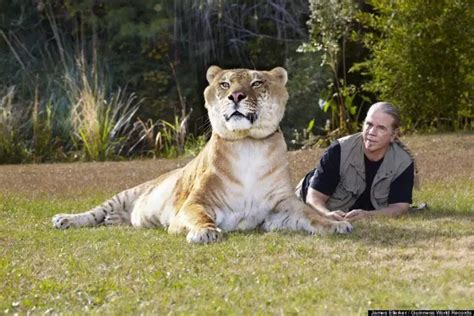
[65,55,141,161]
[0,87,28,163]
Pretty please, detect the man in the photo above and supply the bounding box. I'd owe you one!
[296,102,417,222]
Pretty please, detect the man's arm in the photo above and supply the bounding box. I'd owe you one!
[345,162,415,222]
[344,202,410,222]
[304,142,343,221]
[306,187,346,221]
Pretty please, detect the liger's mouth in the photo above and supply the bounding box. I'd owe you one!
[224,111,257,124]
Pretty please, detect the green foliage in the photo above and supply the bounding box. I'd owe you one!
[301,0,361,133]
[157,117,183,159]
[0,0,315,164]
[0,87,28,163]
[356,0,474,130]
[0,85,67,164]
[65,55,141,161]
[301,0,357,68]
[283,51,331,144]
[2,0,471,164]
[184,134,208,157]
[128,116,207,159]
[91,0,177,122]
[320,84,369,132]
[31,98,57,163]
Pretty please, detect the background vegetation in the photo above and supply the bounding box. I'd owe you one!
[0,0,472,163]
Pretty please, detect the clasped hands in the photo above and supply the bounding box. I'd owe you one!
[326,209,371,222]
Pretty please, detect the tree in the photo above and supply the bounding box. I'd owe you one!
[356,0,474,130]
[300,0,359,134]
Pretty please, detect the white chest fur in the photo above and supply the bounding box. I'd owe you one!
[214,139,289,231]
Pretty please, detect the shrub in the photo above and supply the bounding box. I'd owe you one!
[356,0,474,130]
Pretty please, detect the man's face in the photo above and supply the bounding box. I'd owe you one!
[362,109,397,155]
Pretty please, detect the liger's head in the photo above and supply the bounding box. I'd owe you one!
[204,66,289,140]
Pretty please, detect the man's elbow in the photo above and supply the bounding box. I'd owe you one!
[390,203,410,216]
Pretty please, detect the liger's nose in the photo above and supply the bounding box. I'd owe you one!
[228,92,246,104]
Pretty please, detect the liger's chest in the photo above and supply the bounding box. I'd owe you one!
[212,141,289,231]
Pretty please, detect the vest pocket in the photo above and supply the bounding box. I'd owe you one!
[327,182,358,212]
[327,173,363,211]
[331,181,358,202]
[373,180,390,207]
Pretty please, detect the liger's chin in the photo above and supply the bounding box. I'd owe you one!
[225,117,253,131]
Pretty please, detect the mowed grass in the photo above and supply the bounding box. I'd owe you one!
[0,134,473,314]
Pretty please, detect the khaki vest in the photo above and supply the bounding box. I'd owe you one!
[326,133,412,212]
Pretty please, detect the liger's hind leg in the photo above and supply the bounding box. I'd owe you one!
[52,187,141,229]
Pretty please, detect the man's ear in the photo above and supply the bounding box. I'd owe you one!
[269,67,288,86]
[206,65,223,84]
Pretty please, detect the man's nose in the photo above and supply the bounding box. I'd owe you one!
[228,92,246,104]
[368,126,377,134]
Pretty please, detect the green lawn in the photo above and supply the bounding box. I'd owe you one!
[1,134,473,314]
[1,181,472,315]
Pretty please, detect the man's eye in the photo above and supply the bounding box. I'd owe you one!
[219,82,230,89]
[251,80,263,88]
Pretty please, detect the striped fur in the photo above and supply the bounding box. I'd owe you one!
[52,66,352,243]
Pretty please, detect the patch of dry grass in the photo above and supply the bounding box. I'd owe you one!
[0,157,191,199]
[1,133,471,199]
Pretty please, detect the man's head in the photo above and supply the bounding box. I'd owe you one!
[362,102,401,158]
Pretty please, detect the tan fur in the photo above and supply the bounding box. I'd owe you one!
[52,66,352,243]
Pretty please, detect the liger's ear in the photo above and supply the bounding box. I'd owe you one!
[206,65,223,84]
[269,67,288,86]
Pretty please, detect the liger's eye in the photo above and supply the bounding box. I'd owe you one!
[251,80,263,88]
[219,82,230,89]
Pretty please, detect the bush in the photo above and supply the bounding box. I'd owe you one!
[356,0,474,130]
[283,52,331,146]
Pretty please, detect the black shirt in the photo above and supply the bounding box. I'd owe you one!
[301,142,414,210]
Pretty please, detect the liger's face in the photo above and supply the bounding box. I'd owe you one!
[362,109,397,155]
[203,66,289,140]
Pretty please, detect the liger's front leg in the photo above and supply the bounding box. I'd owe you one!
[168,201,222,244]
[262,196,353,235]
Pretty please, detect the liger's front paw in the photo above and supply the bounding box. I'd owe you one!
[186,227,222,244]
[333,220,353,234]
[52,214,71,229]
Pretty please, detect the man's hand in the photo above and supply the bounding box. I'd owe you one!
[327,210,346,221]
[344,209,371,222]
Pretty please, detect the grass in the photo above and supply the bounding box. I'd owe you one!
[66,54,141,161]
[0,134,473,314]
